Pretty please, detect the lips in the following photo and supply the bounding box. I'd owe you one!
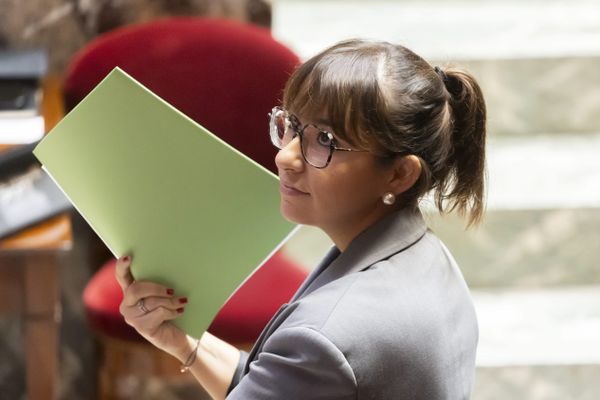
[279,181,309,196]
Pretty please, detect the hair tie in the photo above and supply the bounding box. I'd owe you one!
[434,66,449,85]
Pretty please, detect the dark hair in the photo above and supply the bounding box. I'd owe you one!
[282,39,487,227]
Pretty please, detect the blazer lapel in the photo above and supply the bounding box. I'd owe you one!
[299,208,427,299]
[243,247,341,372]
[243,208,427,372]
[290,246,341,302]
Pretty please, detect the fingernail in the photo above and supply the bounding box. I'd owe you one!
[177,307,184,313]
[179,297,188,304]
[167,288,174,295]
[123,256,130,262]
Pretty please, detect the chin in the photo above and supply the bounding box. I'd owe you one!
[280,201,313,225]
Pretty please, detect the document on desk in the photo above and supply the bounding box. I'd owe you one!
[33,67,297,336]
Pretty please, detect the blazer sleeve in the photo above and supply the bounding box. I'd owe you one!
[227,350,249,394]
[227,326,357,399]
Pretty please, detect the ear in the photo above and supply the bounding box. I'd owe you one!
[387,155,421,195]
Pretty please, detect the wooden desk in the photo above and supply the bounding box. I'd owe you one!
[0,76,73,400]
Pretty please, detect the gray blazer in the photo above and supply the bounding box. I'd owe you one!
[227,209,478,399]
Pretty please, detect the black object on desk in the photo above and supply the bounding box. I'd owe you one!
[0,49,48,79]
[0,49,47,113]
[0,140,40,179]
[0,142,71,239]
[0,79,39,113]
[0,50,48,144]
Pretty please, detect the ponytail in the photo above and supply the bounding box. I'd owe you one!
[435,67,487,227]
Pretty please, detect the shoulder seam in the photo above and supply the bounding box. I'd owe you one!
[272,325,359,393]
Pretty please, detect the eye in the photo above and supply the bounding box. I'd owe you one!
[316,130,334,147]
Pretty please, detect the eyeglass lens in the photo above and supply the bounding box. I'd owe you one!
[271,110,331,168]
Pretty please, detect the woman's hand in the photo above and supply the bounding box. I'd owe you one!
[116,255,242,399]
[115,255,190,360]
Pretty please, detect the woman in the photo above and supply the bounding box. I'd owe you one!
[116,39,486,399]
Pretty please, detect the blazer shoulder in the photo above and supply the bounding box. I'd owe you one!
[229,326,357,399]
[284,230,466,334]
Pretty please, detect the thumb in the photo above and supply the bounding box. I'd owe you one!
[115,255,134,290]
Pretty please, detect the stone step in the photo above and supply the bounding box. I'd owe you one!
[427,207,600,288]
[479,133,600,211]
[282,133,600,287]
[434,57,600,137]
[472,286,600,399]
[283,206,600,288]
[273,0,600,136]
[274,0,600,61]
[425,132,600,287]
[473,287,600,366]
[474,365,600,400]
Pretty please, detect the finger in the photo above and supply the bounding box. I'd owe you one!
[115,255,134,290]
[128,306,184,334]
[122,281,175,307]
[140,296,188,314]
[120,295,187,319]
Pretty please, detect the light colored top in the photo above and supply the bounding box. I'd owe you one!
[227,208,478,399]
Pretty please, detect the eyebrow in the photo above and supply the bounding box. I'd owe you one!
[290,110,335,133]
[293,113,333,129]
[314,117,333,127]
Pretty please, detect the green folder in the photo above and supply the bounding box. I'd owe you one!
[33,68,297,336]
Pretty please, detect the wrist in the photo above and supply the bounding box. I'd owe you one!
[173,334,201,363]
[180,336,201,373]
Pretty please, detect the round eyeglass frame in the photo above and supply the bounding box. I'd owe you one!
[269,106,368,169]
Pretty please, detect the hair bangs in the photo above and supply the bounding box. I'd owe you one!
[283,45,385,151]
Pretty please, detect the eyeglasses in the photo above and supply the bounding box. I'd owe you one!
[269,106,367,169]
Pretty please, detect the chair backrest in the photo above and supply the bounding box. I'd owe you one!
[63,18,300,173]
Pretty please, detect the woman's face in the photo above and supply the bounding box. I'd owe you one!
[275,110,394,238]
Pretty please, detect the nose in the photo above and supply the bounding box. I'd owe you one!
[275,135,304,172]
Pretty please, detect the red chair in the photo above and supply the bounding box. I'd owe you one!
[64,18,299,173]
[65,18,305,398]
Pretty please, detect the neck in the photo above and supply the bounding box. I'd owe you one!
[321,206,394,252]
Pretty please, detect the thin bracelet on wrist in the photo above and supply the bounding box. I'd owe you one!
[180,338,201,373]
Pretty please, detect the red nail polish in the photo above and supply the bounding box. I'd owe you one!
[167,288,174,295]
[179,297,188,304]
[177,307,184,313]
[123,256,130,262]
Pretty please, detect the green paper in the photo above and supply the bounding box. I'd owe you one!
[33,68,296,336]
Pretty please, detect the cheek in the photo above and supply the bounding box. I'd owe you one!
[311,165,379,209]
[307,171,339,202]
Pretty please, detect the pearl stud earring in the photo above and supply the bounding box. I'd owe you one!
[382,192,396,205]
